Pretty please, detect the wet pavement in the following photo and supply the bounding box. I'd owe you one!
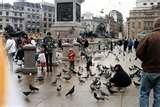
[5,47,153,107]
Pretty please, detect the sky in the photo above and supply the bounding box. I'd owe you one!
[2,0,136,20]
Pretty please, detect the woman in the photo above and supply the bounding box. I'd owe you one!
[109,64,131,88]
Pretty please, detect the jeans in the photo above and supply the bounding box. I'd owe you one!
[139,72,160,107]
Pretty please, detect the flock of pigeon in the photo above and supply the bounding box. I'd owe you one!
[16,46,143,103]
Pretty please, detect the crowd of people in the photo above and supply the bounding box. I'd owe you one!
[3,17,160,107]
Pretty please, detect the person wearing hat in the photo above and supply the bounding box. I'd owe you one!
[68,48,76,73]
[136,17,160,107]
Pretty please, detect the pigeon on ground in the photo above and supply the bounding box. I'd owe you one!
[56,72,62,78]
[51,79,57,86]
[29,84,39,92]
[23,91,32,96]
[93,92,104,101]
[57,85,62,92]
[65,85,75,96]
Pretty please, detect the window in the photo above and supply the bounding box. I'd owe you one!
[6,19,9,22]
[32,9,35,12]
[44,23,47,27]
[37,16,40,19]
[132,22,135,28]
[37,10,39,12]
[19,13,22,16]
[20,19,23,23]
[44,18,47,21]
[150,3,154,5]
[138,22,141,28]
[19,24,23,28]
[48,13,52,17]
[0,19,2,21]
[143,3,147,5]
[28,15,31,18]
[44,29,47,33]
[49,23,52,27]
[28,8,30,11]
[0,25,2,29]
[0,12,2,15]
[44,13,47,16]
[6,12,9,16]
[48,18,52,21]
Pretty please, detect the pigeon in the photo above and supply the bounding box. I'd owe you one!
[106,84,118,94]
[62,69,68,73]
[133,81,140,87]
[23,91,32,96]
[63,75,72,81]
[79,77,85,83]
[90,84,95,91]
[82,74,89,79]
[17,75,22,80]
[57,85,62,92]
[51,79,57,86]
[65,86,75,96]
[93,92,104,101]
[29,84,39,92]
[100,90,109,97]
[56,72,62,78]
[77,72,82,76]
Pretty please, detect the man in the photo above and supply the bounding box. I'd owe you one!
[43,32,54,72]
[136,18,160,107]
[68,48,76,73]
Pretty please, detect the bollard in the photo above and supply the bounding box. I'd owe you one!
[17,45,37,74]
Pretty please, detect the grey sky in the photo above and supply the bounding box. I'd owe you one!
[2,0,136,20]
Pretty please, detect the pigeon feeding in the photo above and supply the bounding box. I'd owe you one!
[65,85,75,96]
[51,79,57,86]
[23,91,32,96]
[93,92,104,101]
[56,72,62,78]
[29,84,39,92]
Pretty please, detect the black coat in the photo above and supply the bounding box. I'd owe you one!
[110,70,131,87]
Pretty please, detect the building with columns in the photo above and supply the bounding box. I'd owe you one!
[127,0,160,39]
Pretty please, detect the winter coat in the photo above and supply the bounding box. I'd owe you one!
[136,18,160,72]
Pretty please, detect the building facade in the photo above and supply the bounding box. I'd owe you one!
[0,1,55,34]
[127,1,160,39]
[0,3,25,32]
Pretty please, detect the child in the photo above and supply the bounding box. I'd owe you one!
[37,48,46,72]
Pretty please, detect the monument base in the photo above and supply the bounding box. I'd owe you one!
[51,22,82,39]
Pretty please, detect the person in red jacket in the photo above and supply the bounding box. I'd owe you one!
[68,48,76,72]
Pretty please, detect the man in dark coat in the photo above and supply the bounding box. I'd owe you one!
[43,32,54,72]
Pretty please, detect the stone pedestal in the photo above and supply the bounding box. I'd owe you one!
[51,0,84,39]
[17,45,37,74]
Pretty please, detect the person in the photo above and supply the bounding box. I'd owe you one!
[98,41,101,50]
[43,32,54,72]
[134,39,139,50]
[123,38,128,52]
[127,38,133,53]
[37,48,46,72]
[30,37,36,46]
[68,48,76,73]
[109,64,131,89]
[86,55,92,74]
[5,36,16,58]
[58,39,63,50]
[136,18,160,107]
